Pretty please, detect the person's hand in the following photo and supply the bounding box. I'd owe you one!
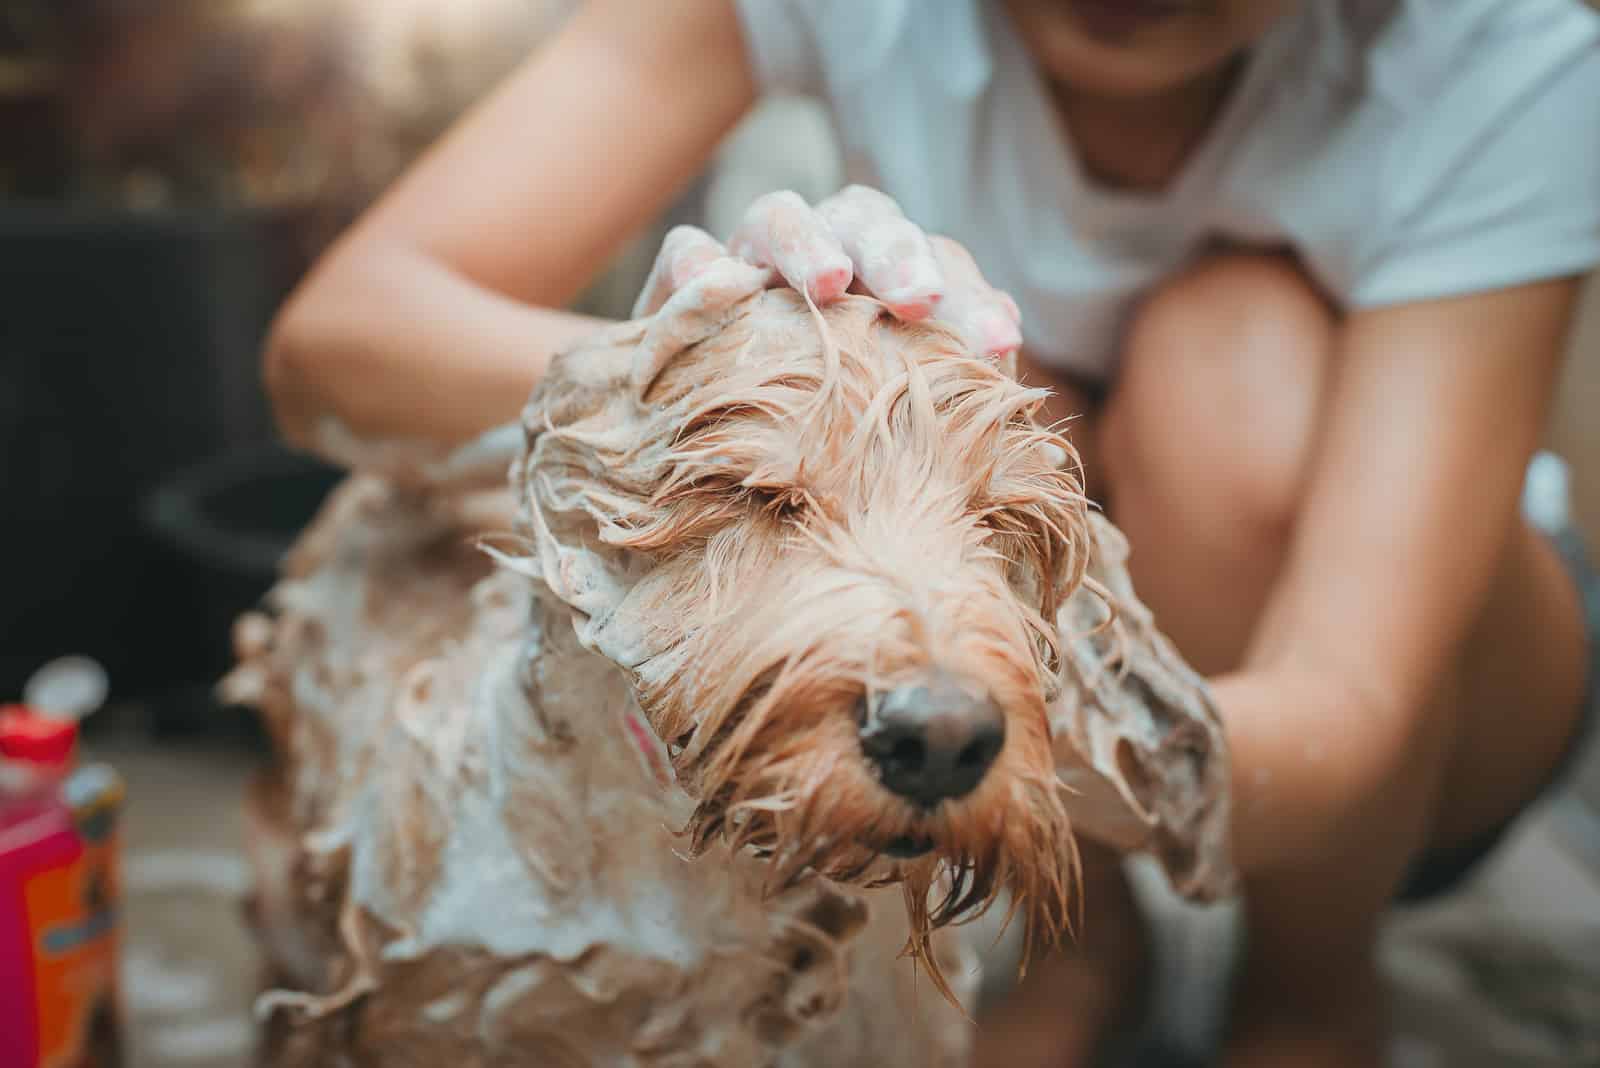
[633,185,1023,359]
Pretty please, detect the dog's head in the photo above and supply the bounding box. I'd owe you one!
[516,270,1089,976]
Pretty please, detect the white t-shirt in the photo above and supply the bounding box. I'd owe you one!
[734,0,1600,380]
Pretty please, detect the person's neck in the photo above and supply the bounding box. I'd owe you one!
[1050,58,1245,193]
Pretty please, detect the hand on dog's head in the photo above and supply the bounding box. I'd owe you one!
[518,282,1090,984]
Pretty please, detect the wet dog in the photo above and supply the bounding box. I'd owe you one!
[226,264,1233,1066]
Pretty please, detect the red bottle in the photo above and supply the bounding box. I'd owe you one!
[0,704,125,1068]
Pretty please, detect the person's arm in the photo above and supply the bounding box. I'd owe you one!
[264,0,757,458]
[1216,278,1580,875]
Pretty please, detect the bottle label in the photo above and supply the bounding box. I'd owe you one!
[0,767,124,1068]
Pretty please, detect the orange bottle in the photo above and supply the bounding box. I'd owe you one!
[0,703,125,1068]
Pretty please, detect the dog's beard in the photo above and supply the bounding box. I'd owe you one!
[635,548,1082,1002]
[672,683,1080,1005]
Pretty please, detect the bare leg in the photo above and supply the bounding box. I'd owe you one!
[1436,521,1588,848]
[1101,253,1332,678]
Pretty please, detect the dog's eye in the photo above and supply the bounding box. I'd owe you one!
[749,486,807,522]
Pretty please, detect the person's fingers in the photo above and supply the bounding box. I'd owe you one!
[929,236,1023,358]
[645,192,1023,359]
[816,185,944,320]
[632,225,729,318]
[996,289,1022,326]
[634,256,769,393]
[728,190,853,303]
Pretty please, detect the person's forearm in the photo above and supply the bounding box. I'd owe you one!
[266,241,610,462]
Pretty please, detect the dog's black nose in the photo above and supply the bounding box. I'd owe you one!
[859,675,1006,807]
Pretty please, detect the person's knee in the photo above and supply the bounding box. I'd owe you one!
[1102,253,1333,545]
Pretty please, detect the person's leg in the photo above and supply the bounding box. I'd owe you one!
[1100,251,1590,1065]
[1432,521,1588,849]
[1100,253,1333,677]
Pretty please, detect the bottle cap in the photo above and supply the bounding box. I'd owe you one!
[24,655,109,722]
[0,705,79,767]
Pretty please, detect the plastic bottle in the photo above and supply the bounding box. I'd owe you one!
[0,658,125,1068]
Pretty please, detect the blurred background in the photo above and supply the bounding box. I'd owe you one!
[0,4,1595,1067]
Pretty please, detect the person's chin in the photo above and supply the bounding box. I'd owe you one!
[1005,0,1237,97]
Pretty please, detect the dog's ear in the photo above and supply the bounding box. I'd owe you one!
[516,260,767,666]
[515,318,654,663]
[1050,513,1237,901]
